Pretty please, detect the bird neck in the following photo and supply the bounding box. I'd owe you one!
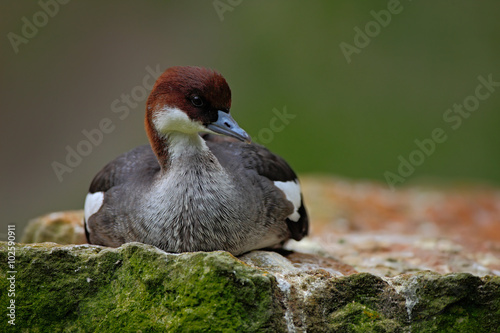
[149,129,218,172]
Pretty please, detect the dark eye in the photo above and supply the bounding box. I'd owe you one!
[191,96,204,107]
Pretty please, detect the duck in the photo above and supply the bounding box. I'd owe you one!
[84,66,308,255]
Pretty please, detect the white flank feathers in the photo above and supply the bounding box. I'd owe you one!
[84,192,104,223]
[274,180,301,222]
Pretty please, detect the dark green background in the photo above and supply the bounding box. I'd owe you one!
[1,1,499,236]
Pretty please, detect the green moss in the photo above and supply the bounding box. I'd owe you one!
[328,302,402,333]
[299,272,499,332]
[1,242,499,332]
[305,273,387,314]
[403,273,500,332]
[303,273,406,332]
[0,242,284,332]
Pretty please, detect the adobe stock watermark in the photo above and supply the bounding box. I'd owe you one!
[6,225,16,326]
[51,65,163,182]
[384,74,499,190]
[7,0,71,54]
[213,0,243,21]
[339,0,407,64]
[251,106,296,145]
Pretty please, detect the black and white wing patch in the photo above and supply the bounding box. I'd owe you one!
[83,145,159,241]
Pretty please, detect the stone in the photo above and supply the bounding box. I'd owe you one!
[1,242,499,332]
[300,176,500,277]
[0,242,285,332]
[8,176,500,331]
[21,210,86,245]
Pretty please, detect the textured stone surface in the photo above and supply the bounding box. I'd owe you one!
[0,242,284,332]
[301,176,500,276]
[1,242,499,332]
[10,176,500,331]
[241,250,500,332]
[21,210,86,245]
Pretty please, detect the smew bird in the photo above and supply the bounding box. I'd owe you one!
[84,66,308,255]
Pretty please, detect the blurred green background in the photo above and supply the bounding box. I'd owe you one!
[1,0,499,237]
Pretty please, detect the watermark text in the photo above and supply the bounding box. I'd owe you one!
[252,106,295,145]
[7,0,71,54]
[6,225,16,326]
[52,65,162,182]
[340,0,405,64]
[213,0,243,21]
[384,74,499,190]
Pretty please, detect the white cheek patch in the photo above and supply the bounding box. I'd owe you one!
[153,106,207,135]
[274,180,302,222]
[84,192,104,223]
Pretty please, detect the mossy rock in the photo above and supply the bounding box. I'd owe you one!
[0,242,499,332]
[0,242,285,332]
[390,272,500,332]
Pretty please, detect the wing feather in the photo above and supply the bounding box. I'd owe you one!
[204,134,309,240]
